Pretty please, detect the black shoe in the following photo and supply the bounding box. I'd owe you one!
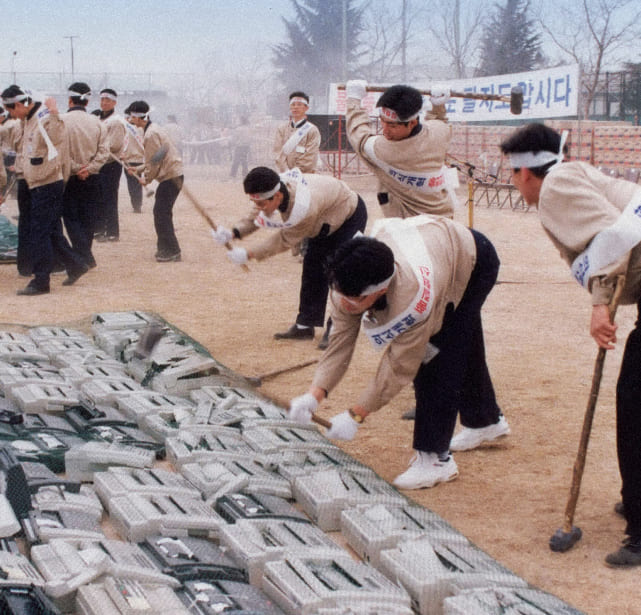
[401,408,416,420]
[94,232,108,242]
[274,324,314,340]
[615,501,625,517]
[605,537,641,567]
[107,235,119,242]
[155,251,181,262]
[62,265,89,286]
[17,284,49,296]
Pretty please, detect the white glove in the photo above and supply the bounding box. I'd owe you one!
[325,410,359,441]
[430,84,451,106]
[346,79,367,101]
[226,247,248,265]
[289,393,319,424]
[211,226,233,246]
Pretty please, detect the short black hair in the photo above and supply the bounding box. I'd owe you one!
[68,82,91,106]
[128,100,150,115]
[377,85,423,122]
[327,237,395,297]
[1,84,31,106]
[500,123,566,178]
[243,166,281,195]
[289,91,309,104]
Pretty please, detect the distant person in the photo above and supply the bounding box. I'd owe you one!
[96,88,125,241]
[211,166,367,347]
[61,82,109,269]
[122,104,145,213]
[1,85,88,295]
[273,91,320,173]
[230,117,252,179]
[0,109,30,275]
[127,100,184,262]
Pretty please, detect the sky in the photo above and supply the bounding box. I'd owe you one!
[2,0,294,78]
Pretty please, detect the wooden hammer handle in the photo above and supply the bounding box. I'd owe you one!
[182,185,249,272]
[311,413,332,429]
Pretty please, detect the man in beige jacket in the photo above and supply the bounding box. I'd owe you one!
[272,91,320,174]
[62,82,109,268]
[501,122,641,568]
[288,215,504,490]
[128,100,184,262]
[212,166,366,344]
[345,81,454,219]
[1,85,87,295]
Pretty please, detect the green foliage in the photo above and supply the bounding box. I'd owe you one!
[477,0,542,76]
[272,0,365,98]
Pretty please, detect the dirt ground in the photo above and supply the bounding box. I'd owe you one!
[0,164,638,615]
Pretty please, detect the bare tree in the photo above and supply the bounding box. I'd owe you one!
[538,0,641,118]
[427,0,485,78]
[357,0,424,82]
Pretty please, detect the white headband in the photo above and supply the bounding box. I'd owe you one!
[289,96,309,107]
[379,107,420,123]
[1,92,29,104]
[509,130,569,170]
[129,111,149,119]
[100,92,117,101]
[337,266,396,298]
[68,89,91,100]
[248,183,281,201]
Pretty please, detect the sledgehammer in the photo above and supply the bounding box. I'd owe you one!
[245,358,319,387]
[132,319,165,360]
[337,83,524,115]
[549,275,625,552]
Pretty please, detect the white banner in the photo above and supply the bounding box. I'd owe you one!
[328,64,579,122]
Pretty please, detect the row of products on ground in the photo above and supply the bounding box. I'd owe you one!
[0,312,585,614]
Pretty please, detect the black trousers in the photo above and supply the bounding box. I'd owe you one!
[29,180,86,289]
[154,176,183,256]
[16,179,33,276]
[617,298,641,537]
[296,196,368,327]
[98,160,122,237]
[63,174,101,267]
[413,229,501,454]
[126,167,143,211]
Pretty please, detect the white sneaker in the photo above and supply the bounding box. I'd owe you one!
[450,415,510,452]
[392,452,459,490]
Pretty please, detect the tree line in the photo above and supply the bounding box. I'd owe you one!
[271,0,641,121]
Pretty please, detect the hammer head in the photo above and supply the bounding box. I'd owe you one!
[133,320,164,360]
[510,86,524,115]
[549,526,582,552]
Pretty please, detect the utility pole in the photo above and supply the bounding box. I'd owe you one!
[401,0,407,81]
[64,35,78,80]
[11,51,17,82]
[341,0,347,82]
